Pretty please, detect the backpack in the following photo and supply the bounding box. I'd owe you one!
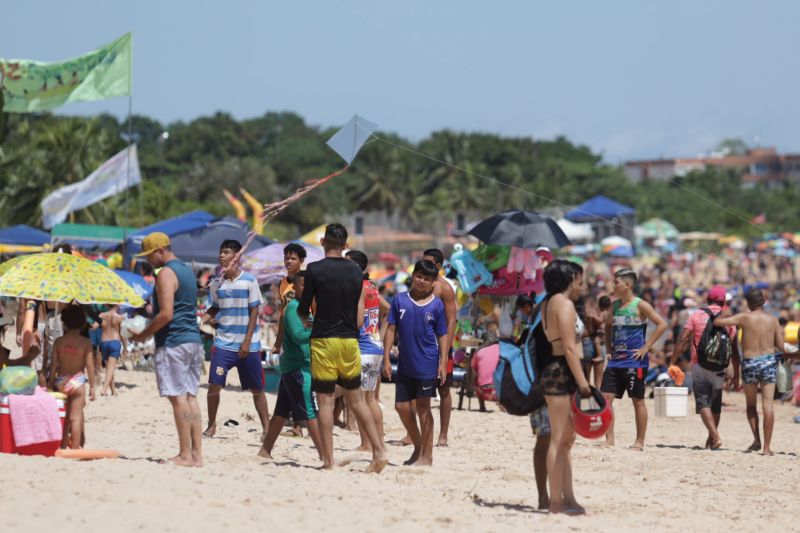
[492,309,546,416]
[695,308,733,372]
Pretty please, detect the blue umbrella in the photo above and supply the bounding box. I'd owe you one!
[114,269,153,302]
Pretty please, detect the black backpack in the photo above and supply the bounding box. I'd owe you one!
[695,308,733,372]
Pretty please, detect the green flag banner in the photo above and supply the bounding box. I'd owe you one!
[0,33,131,113]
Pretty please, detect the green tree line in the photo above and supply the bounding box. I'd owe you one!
[0,110,797,239]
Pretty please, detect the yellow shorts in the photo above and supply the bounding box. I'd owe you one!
[310,338,362,393]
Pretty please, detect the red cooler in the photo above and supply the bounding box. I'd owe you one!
[0,394,65,456]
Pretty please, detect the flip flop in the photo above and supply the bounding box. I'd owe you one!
[223,419,239,428]
[202,430,215,439]
[628,445,643,452]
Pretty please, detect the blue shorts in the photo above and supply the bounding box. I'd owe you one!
[274,368,317,421]
[89,328,103,348]
[208,346,264,390]
[100,340,122,362]
[742,354,778,385]
[395,374,437,403]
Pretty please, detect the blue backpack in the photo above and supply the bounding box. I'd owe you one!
[492,310,546,416]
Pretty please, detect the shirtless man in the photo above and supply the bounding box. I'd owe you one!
[422,249,457,447]
[98,305,128,397]
[714,289,784,455]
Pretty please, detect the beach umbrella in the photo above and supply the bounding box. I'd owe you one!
[113,269,154,301]
[468,210,572,249]
[601,236,634,257]
[240,242,325,285]
[641,218,679,240]
[0,253,144,306]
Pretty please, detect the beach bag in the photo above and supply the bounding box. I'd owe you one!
[695,308,733,372]
[0,366,38,395]
[449,244,492,294]
[492,312,545,416]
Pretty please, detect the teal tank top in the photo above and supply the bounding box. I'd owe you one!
[608,297,648,369]
[153,259,201,348]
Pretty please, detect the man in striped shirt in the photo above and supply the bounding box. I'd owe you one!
[201,239,270,438]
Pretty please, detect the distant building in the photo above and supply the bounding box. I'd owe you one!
[624,147,800,188]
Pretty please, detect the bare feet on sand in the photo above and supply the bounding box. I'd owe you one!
[550,501,586,515]
[762,448,774,456]
[365,453,389,473]
[202,424,216,438]
[747,441,761,452]
[538,498,550,510]
[403,448,421,466]
[162,455,200,467]
[256,447,272,460]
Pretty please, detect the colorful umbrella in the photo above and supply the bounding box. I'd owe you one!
[0,253,145,306]
[641,218,679,240]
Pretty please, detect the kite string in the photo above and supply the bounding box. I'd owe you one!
[335,0,768,232]
[369,132,640,235]
[372,133,771,285]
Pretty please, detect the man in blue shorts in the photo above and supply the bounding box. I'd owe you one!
[259,271,322,460]
[382,260,448,466]
[201,240,270,439]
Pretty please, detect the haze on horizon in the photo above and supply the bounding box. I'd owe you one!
[2,0,798,163]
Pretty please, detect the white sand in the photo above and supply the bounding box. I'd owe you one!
[3,368,798,533]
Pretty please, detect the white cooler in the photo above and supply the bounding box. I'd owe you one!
[654,387,688,417]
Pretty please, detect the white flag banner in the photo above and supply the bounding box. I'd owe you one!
[41,145,141,229]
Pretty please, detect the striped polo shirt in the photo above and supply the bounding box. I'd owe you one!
[209,271,263,352]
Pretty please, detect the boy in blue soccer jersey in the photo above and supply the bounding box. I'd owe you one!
[382,260,448,466]
[201,240,271,438]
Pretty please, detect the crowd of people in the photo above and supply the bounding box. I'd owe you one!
[1,222,798,517]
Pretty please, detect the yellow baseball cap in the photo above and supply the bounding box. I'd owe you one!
[137,232,171,256]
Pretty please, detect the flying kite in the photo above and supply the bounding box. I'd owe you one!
[260,114,377,223]
[222,115,377,275]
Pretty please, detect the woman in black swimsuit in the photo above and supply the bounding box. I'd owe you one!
[541,260,592,516]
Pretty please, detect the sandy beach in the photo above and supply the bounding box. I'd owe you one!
[3,367,798,533]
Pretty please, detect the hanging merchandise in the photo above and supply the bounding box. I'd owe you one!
[473,243,511,272]
[507,247,542,280]
[498,300,514,338]
[449,243,493,293]
[479,267,543,296]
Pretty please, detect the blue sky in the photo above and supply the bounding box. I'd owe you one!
[2,0,798,162]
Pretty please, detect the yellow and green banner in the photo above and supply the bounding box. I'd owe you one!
[0,33,131,113]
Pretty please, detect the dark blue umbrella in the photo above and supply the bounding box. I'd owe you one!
[468,210,572,249]
[114,270,153,302]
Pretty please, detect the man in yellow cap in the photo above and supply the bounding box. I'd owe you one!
[131,232,204,467]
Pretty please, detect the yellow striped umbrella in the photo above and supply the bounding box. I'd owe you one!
[0,253,144,306]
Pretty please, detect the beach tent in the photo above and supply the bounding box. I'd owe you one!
[165,216,273,268]
[0,224,50,254]
[564,195,636,243]
[51,223,136,252]
[124,210,215,264]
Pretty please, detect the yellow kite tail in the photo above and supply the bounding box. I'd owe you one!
[240,188,264,235]
[222,189,247,222]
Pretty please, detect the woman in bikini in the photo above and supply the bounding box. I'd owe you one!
[48,305,96,449]
[540,260,592,515]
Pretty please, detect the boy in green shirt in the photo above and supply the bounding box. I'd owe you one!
[258,272,323,460]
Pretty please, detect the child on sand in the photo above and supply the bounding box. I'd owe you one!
[258,271,323,460]
[48,305,96,449]
[382,260,448,466]
[98,305,127,397]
